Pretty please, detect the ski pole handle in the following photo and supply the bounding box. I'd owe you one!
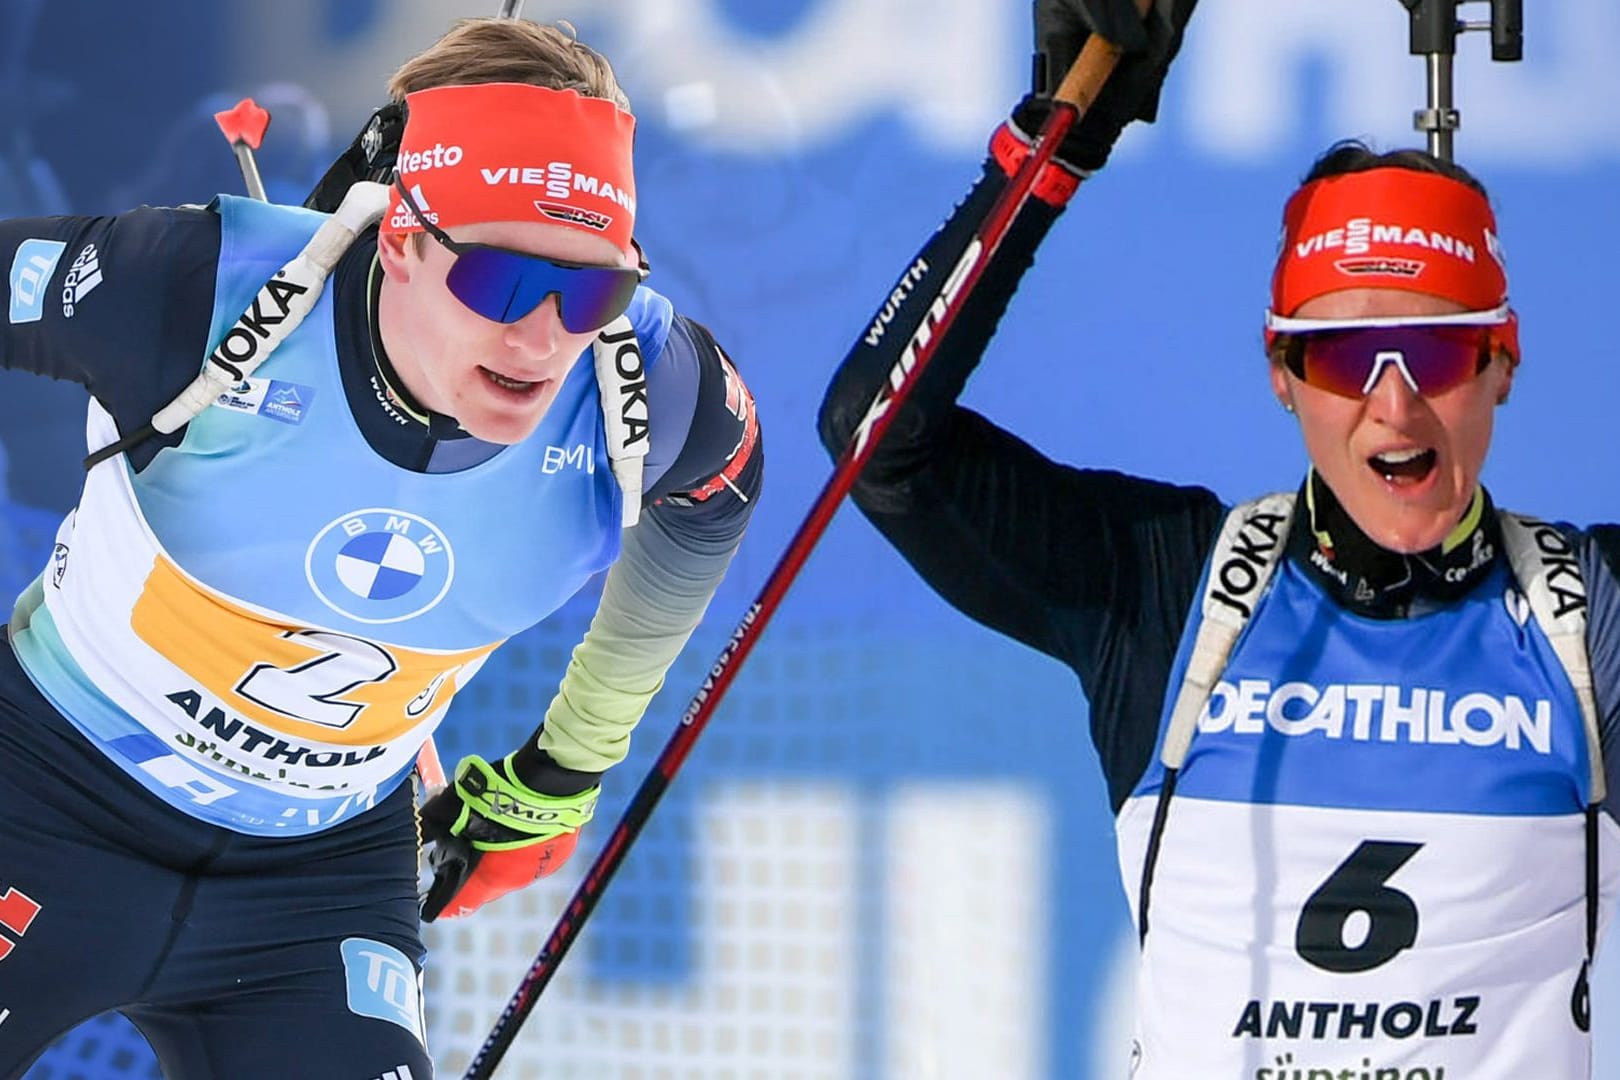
[214,98,271,202]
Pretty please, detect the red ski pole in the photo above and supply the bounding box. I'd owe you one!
[462,12,1147,1076]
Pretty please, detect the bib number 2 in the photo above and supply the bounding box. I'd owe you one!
[1295,840,1423,973]
[235,629,399,730]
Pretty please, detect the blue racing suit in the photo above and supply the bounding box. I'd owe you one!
[0,196,762,1078]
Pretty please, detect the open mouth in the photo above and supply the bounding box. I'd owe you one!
[1368,447,1437,485]
[480,366,542,394]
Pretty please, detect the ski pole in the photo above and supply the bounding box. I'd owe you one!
[458,8,1152,1075]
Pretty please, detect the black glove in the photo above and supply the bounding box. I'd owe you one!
[1016,0,1199,174]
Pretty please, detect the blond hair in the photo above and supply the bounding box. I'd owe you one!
[388,17,630,111]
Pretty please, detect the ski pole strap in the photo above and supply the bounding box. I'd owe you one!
[990,117,1084,208]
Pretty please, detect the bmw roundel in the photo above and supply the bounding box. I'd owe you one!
[305,508,454,623]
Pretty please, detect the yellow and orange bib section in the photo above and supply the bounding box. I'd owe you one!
[131,552,498,748]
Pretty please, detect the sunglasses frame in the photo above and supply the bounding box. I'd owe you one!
[1265,302,1513,336]
[1264,303,1515,399]
[392,181,647,331]
[1275,324,1502,399]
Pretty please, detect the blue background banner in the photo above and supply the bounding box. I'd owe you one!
[2,2,1616,1077]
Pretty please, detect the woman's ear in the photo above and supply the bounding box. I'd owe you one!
[1269,360,1296,414]
[1494,351,1516,406]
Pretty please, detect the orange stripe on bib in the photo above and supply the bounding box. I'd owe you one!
[131,554,498,746]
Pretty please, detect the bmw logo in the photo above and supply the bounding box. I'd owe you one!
[305,508,454,623]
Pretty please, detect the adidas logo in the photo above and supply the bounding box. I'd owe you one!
[388,184,436,231]
[61,244,102,318]
[373,1066,415,1080]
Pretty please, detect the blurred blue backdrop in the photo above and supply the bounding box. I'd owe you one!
[2,1,1616,1077]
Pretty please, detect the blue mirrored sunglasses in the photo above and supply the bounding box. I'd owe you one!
[394,182,642,333]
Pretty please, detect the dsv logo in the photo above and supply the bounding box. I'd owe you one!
[0,884,42,963]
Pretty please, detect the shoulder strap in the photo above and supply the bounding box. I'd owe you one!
[1161,493,1295,769]
[1497,510,1604,1000]
[1498,511,1604,803]
[82,181,654,535]
[83,181,392,470]
[1138,492,1294,943]
[592,316,650,528]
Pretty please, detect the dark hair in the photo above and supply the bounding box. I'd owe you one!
[1299,138,1490,198]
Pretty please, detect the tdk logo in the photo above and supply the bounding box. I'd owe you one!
[8,239,66,324]
[341,938,425,1045]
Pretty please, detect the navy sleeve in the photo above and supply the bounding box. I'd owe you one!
[0,206,221,467]
[1583,526,1620,824]
[516,312,762,788]
[641,313,761,539]
[816,160,1224,812]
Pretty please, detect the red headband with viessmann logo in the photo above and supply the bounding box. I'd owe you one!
[1271,168,1508,317]
[383,82,637,254]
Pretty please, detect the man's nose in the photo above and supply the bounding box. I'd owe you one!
[502,295,564,356]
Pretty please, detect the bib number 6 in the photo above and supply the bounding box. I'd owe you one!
[1295,840,1423,973]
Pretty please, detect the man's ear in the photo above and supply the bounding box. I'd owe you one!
[376,230,414,282]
